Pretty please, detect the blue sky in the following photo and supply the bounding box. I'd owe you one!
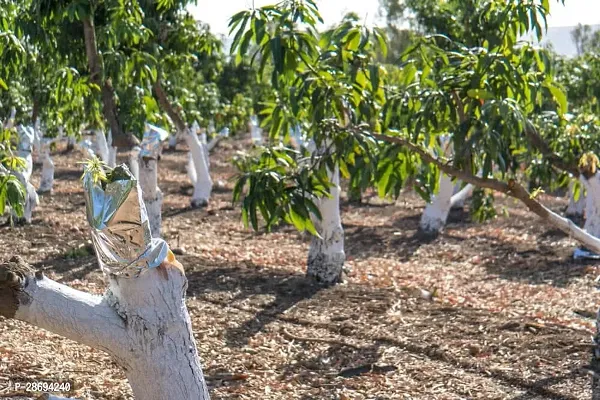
[189,0,600,37]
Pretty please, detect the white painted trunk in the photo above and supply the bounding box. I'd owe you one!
[139,157,162,238]
[32,120,41,164]
[419,173,455,235]
[108,146,117,168]
[566,181,586,219]
[451,182,473,209]
[185,132,212,207]
[95,130,109,163]
[129,147,141,181]
[1,258,210,400]
[206,136,222,154]
[307,165,345,284]
[38,146,55,193]
[582,174,600,238]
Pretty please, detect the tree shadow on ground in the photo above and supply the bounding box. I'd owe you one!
[183,254,323,347]
[31,252,100,282]
[343,219,436,261]
[469,229,594,288]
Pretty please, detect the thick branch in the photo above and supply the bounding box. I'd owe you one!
[153,79,187,134]
[373,133,600,253]
[207,136,223,153]
[82,17,138,150]
[0,256,128,353]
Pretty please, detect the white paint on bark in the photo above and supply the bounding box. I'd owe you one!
[451,183,474,209]
[95,130,109,163]
[7,264,209,400]
[108,146,117,168]
[307,143,345,284]
[566,180,586,219]
[582,174,600,238]
[185,129,212,207]
[129,147,141,181]
[419,173,455,235]
[139,157,162,238]
[38,141,55,193]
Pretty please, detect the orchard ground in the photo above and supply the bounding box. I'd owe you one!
[0,137,598,399]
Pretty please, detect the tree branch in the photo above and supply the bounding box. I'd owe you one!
[153,79,187,134]
[372,133,600,253]
[0,257,128,354]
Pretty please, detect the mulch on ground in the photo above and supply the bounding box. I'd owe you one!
[0,138,598,399]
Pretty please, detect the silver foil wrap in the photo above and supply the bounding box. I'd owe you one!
[83,163,169,277]
[140,123,169,159]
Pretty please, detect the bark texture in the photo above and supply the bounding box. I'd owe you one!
[139,157,162,237]
[307,165,345,284]
[0,256,210,400]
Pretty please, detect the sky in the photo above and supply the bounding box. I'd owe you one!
[189,0,600,37]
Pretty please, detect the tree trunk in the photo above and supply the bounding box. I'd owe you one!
[451,182,473,209]
[566,180,585,222]
[185,134,212,207]
[593,308,600,400]
[139,157,163,238]
[38,141,55,193]
[82,17,138,150]
[129,147,141,180]
[419,173,455,236]
[307,164,345,284]
[153,80,212,207]
[95,130,110,164]
[582,174,600,238]
[0,256,210,400]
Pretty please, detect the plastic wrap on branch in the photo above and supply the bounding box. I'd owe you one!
[140,123,169,159]
[83,163,169,277]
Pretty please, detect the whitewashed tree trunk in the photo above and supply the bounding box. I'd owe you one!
[38,143,55,193]
[129,146,141,181]
[139,157,162,238]
[451,182,473,209]
[0,256,210,400]
[419,173,455,235]
[582,174,600,238]
[32,119,41,164]
[108,146,117,168]
[95,130,109,163]
[307,164,345,284]
[185,131,212,208]
[566,180,586,220]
